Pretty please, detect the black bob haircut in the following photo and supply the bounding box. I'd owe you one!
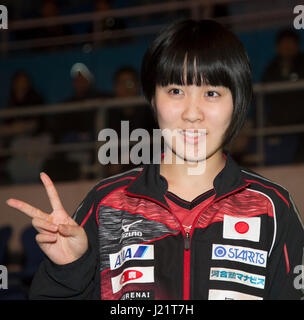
[141,19,252,149]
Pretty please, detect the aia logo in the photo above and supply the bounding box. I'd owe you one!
[120,269,143,285]
[109,244,154,270]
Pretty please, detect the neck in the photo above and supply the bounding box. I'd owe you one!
[160,149,226,200]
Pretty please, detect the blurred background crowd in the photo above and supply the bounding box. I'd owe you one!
[0,0,304,299]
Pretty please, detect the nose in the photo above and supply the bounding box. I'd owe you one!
[181,96,204,123]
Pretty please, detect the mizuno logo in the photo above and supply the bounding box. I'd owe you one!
[121,220,143,232]
[120,220,143,243]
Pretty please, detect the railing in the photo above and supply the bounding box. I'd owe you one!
[1,80,304,182]
[251,80,304,165]
[1,0,297,55]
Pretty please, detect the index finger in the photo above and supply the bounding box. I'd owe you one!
[6,198,48,220]
[40,172,64,211]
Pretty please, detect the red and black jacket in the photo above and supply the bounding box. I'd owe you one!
[29,154,304,300]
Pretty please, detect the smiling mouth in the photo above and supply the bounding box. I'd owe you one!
[177,129,207,144]
[178,129,205,137]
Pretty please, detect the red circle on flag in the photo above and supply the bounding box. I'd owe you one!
[120,270,143,285]
[234,221,249,234]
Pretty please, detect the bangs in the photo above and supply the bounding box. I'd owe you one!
[156,50,233,90]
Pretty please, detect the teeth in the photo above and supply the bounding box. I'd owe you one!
[179,130,204,137]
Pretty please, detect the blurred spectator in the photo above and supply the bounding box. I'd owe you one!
[50,62,110,143]
[94,0,126,32]
[127,0,229,29]
[262,29,304,118]
[114,66,139,98]
[1,71,45,141]
[58,1,94,36]
[34,0,72,51]
[109,66,156,133]
[261,29,304,165]
[67,62,108,102]
[0,71,51,185]
[105,66,157,176]
[42,63,110,181]
[36,0,71,38]
[90,0,128,46]
[2,0,41,21]
[13,0,73,51]
[8,71,44,108]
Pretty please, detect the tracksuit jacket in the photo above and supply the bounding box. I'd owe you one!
[29,154,304,300]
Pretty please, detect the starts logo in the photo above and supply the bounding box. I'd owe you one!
[212,244,267,268]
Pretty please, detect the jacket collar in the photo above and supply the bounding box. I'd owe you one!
[125,153,250,207]
[125,161,169,208]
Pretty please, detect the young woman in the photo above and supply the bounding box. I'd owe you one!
[7,19,304,300]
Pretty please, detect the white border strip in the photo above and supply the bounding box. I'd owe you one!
[245,188,277,257]
[241,169,287,191]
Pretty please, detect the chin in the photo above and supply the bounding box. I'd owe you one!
[173,145,223,164]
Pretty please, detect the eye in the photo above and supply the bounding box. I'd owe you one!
[205,91,220,97]
[168,88,183,95]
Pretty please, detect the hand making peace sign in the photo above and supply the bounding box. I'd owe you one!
[6,172,88,265]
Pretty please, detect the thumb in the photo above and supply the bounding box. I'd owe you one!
[58,224,80,237]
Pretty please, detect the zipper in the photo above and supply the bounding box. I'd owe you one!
[183,231,191,300]
[125,182,250,300]
[182,182,251,300]
[185,232,190,250]
[182,199,214,300]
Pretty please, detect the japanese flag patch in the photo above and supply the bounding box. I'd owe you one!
[223,215,261,242]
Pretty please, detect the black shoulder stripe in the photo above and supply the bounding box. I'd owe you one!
[94,167,143,191]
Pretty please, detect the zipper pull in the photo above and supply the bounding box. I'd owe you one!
[185,232,190,250]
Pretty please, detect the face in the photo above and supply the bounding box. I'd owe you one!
[277,38,299,59]
[13,73,31,100]
[115,72,139,98]
[42,1,59,18]
[152,84,234,163]
[73,73,91,97]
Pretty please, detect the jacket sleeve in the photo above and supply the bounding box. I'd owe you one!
[267,194,304,300]
[29,188,100,300]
